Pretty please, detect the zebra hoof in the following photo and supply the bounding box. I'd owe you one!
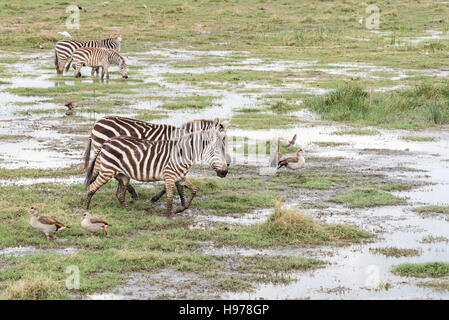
[174,206,186,214]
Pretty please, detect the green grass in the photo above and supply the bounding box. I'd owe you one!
[330,188,403,207]
[392,262,449,278]
[168,202,372,247]
[274,171,347,190]
[370,247,421,258]
[332,128,380,136]
[413,205,449,215]
[312,141,350,147]
[419,280,449,292]
[420,235,449,243]
[134,110,168,121]
[0,164,83,179]
[231,110,299,130]
[162,70,290,85]
[160,95,218,110]
[401,135,436,142]
[305,83,449,129]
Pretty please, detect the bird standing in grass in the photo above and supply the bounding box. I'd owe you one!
[81,212,110,237]
[278,148,305,171]
[29,206,70,240]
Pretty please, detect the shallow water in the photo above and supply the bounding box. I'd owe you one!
[1,48,449,299]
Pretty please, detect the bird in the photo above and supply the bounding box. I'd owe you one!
[58,31,72,38]
[278,148,305,171]
[81,212,110,237]
[29,206,70,240]
[359,18,363,25]
[64,101,75,116]
[284,134,297,149]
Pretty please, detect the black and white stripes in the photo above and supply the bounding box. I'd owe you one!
[54,36,121,74]
[83,115,230,202]
[84,120,228,216]
[72,47,128,79]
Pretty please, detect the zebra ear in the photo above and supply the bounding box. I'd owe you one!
[213,118,220,128]
[221,120,230,129]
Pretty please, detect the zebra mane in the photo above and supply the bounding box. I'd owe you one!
[109,49,126,63]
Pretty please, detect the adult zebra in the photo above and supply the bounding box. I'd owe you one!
[83,115,231,205]
[84,121,228,216]
[54,36,121,74]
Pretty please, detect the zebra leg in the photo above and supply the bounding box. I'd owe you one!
[151,182,185,206]
[64,58,73,73]
[150,187,165,203]
[85,172,111,209]
[127,184,139,200]
[115,174,130,210]
[174,178,196,214]
[57,58,67,74]
[164,179,176,217]
[176,182,186,207]
[74,64,82,78]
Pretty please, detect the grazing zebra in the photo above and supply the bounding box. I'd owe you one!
[54,36,121,74]
[83,116,231,204]
[84,121,228,216]
[72,47,128,79]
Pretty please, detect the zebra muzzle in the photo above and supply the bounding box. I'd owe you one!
[216,169,228,178]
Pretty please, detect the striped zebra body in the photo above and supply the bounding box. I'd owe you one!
[72,47,128,79]
[84,115,230,203]
[54,36,121,74]
[84,121,228,215]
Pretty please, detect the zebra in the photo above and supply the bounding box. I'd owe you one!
[83,115,231,205]
[54,36,121,74]
[84,120,228,216]
[72,47,128,80]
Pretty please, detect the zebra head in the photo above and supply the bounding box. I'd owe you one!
[201,119,228,178]
[119,60,128,79]
[181,118,231,167]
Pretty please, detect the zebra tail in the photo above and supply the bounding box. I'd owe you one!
[83,138,92,172]
[54,50,58,68]
[85,147,100,187]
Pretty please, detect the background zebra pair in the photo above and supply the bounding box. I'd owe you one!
[84,116,231,216]
[54,36,126,79]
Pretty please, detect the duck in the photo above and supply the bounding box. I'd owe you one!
[29,206,70,240]
[284,134,297,149]
[278,148,305,171]
[81,212,110,237]
[64,100,75,116]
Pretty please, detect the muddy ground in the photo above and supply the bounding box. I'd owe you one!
[0,43,448,299]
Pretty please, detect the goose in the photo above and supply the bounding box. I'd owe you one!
[284,134,297,149]
[81,212,110,236]
[64,101,75,116]
[278,148,305,171]
[29,206,70,240]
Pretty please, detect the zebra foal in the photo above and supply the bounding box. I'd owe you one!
[54,36,121,74]
[72,47,128,79]
[84,116,231,204]
[84,120,228,216]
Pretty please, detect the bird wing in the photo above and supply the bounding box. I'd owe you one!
[38,216,66,228]
[90,218,109,226]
